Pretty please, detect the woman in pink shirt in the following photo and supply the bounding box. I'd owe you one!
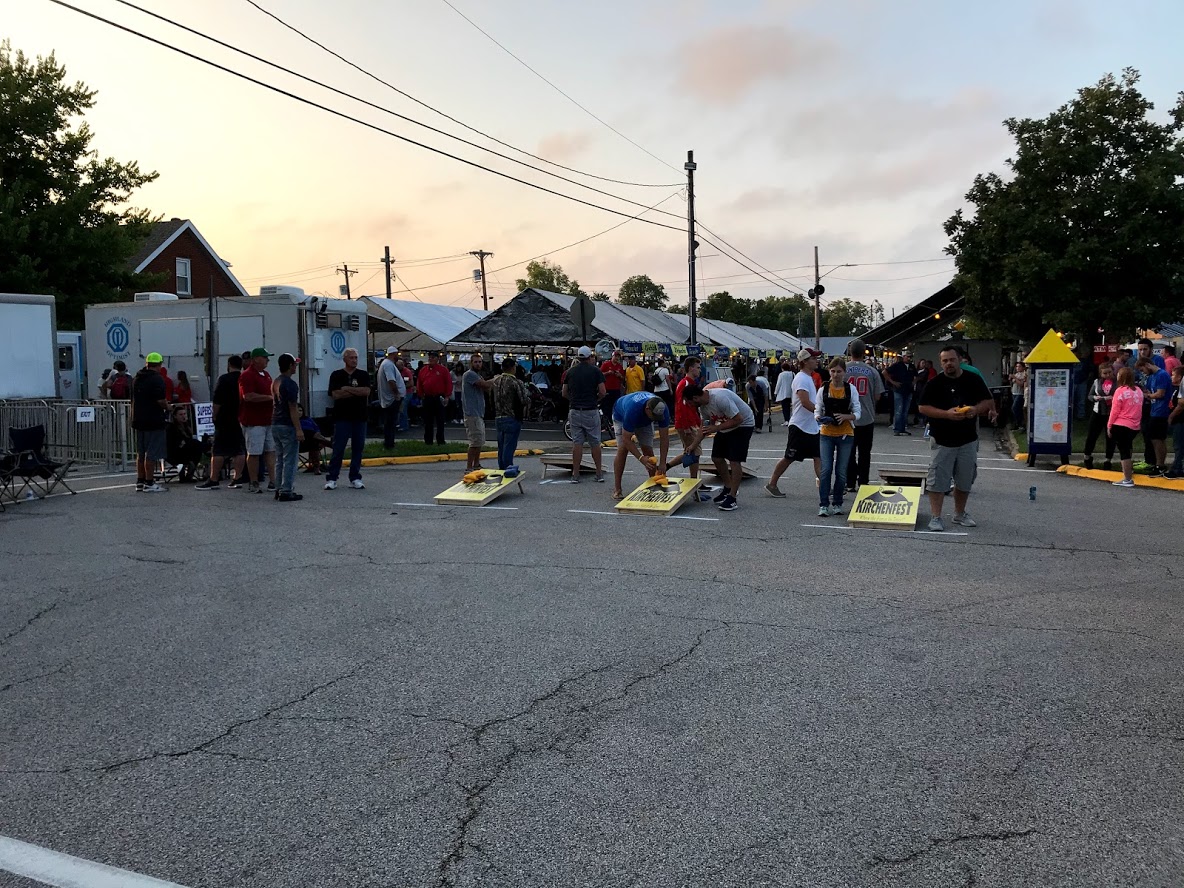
[1107,367,1143,488]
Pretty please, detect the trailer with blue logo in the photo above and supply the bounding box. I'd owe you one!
[83,289,368,419]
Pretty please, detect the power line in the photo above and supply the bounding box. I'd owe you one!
[107,0,689,220]
[438,0,680,175]
[50,0,689,233]
[825,269,956,283]
[242,0,680,189]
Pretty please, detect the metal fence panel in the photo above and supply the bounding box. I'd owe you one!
[0,399,129,471]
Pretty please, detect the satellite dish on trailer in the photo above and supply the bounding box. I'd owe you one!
[594,339,616,361]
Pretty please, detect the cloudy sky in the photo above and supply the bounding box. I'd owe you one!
[8,0,1182,320]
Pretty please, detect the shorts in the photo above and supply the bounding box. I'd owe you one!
[569,408,602,446]
[712,426,753,463]
[464,414,486,447]
[677,426,702,456]
[134,428,166,462]
[614,420,653,450]
[1109,424,1136,460]
[927,439,978,492]
[213,424,245,458]
[242,424,275,456]
[1145,416,1168,441]
[784,425,820,462]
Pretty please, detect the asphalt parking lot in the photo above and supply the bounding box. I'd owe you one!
[1,429,1181,887]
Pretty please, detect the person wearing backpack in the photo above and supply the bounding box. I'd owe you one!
[102,361,131,399]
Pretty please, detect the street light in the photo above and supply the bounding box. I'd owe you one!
[809,262,853,348]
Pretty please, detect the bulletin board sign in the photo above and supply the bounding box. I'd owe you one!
[1031,369,1069,444]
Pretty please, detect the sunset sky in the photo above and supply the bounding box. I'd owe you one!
[8,0,1183,320]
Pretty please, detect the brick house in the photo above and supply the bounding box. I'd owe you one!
[126,218,250,299]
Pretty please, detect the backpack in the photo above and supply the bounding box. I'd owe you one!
[108,372,130,399]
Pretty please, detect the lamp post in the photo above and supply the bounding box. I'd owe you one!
[807,254,853,347]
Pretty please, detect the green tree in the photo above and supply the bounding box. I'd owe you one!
[822,298,878,337]
[514,258,588,298]
[590,291,610,302]
[0,42,159,328]
[666,303,688,315]
[944,69,1184,343]
[616,274,668,310]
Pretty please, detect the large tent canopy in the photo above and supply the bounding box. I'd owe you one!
[363,297,488,352]
[860,286,964,351]
[452,289,803,354]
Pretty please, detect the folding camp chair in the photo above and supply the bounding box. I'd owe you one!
[0,451,16,511]
[8,425,76,500]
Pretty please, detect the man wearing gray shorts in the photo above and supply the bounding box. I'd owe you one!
[918,346,995,531]
[561,346,607,482]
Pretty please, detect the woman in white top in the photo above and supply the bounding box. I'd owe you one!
[652,356,673,412]
[814,358,862,517]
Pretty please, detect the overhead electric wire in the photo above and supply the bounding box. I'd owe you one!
[106,0,689,221]
[438,0,680,175]
[49,0,689,233]
[242,0,679,189]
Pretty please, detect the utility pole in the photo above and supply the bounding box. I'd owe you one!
[470,250,493,310]
[381,246,393,300]
[336,263,358,299]
[685,150,698,347]
[811,245,823,349]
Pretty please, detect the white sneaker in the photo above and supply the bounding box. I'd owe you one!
[952,511,977,527]
[818,505,829,517]
[927,516,944,532]
[142,482,166,493]
[829,504,844,516]
[1112,478,1135,488]
[324,480,337,490]
[350,479,365,489]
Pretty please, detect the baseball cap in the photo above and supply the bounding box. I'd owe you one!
[277,352,300,369]
[250,347,273,358]
[385,346,399,356]
[577,345,593,358]
[646,398,667,420]
[145,352,163,364]
[797,348,822,361]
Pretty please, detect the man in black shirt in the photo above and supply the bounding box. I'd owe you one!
[918,347,995,532]
[197,355,245,490]
[324,347,371,490]
[130,352,169,492]
[885,353,918,435]
[561,346,607,482]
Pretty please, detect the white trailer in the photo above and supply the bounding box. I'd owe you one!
[84,291,368,418]
[0,293,59,399]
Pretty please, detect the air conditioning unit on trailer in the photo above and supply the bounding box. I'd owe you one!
[258,285,306,298]
[133,292,179,302]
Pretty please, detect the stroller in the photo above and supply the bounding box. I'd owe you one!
[525,383,558,422]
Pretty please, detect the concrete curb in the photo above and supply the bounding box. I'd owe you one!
[360,448,545,467]
[1056,464,1184,492]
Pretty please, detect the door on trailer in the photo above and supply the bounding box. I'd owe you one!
[57,342,80,398]
[139,317,204,398]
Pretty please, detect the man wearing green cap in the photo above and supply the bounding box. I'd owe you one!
[238,346,276,494]
[131,352,169,492]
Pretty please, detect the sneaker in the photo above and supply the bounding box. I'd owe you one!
[277,492,303,502]
[952,511,977,527]
[717,495,738,512]
[226,478,243,489]
[248,483,262,494]
[594,474,606,483]
[845,485,858,494]
[927,516,945,532]
[818,505,829,517]
[350,479,365,489]
[135,481,145,492]
[195,479,220,490]
[829,504,844,516]
[267,482,276,492]
[1132,461,1151,471]
[1082,456,1094,470]
[1112,478,1135,488]
[713,490,729,503]
[324,480,337,490]
[142,482,166,493]
[1163,470,1183,479]
[902,430,912,436]
[764,482,786,498]
[569,476,581,484]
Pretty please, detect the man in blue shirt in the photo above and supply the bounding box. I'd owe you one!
[610,392,670,500]
[1140,357,1172,475]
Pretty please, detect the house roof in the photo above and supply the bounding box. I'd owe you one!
[452,289,803,352]
[860,286,964,350]
[126,218,250,298]
[362,298,488,350]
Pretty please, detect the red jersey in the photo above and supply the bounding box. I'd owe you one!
[600,360,624,392]
[417,363,453,398]
[674,375,700,430]
[238,366,274,426]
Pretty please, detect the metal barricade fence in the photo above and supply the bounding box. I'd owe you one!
[0,399,130,471]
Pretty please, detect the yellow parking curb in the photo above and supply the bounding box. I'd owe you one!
[1056,464,1184,491]
[360,448,544,467]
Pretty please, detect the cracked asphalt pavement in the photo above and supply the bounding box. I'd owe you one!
[1,433,1181,887]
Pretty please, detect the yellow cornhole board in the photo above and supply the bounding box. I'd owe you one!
[435,472,526,506]
[847,485,923,530]
[700,462,759,481]
[540,454,599,478]
[615,477,701,516]
[877,467,927,492]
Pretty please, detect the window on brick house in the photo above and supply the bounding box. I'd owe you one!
[176,258,191,296]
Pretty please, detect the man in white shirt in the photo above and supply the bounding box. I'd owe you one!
[765,348,822,497]
[681,384,755,512]
[377,346,406,450]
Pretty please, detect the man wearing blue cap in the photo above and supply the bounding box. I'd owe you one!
[610,392,670,500]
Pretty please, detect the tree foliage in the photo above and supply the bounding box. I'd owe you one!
[616,274,668,310]
[944,69,1184,343]
[823,298,885,337]
[0,41,160,328]
[514,258,588,298]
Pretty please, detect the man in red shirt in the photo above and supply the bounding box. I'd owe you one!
[417,351,453,445]
[599,348,625,425]
[238,346,276,494]
[667,355,703,482]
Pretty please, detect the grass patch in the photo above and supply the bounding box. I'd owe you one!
[1014,423,1176,466]
[362,440,469,458]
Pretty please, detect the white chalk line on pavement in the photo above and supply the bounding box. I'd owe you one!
[800,523,969,536]
[567,509,719,522]
[0,834,190,888]
[391,502,518,510]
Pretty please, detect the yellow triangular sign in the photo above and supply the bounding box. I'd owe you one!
[1024,329,1079,365]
